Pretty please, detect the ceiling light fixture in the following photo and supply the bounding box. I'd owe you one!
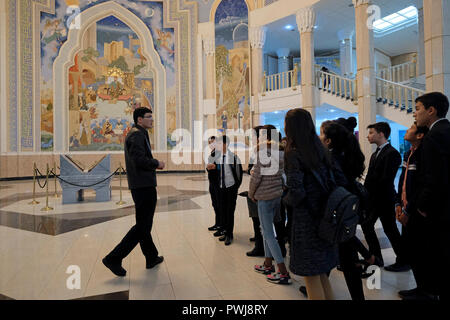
[284,25,294,30]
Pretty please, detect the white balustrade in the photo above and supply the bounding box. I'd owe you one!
[316,70,356,101]
[262,67,299,93]
[376,77,425,113]
[378,61,417,83]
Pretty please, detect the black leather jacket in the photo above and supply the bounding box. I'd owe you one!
[125,125,160,189]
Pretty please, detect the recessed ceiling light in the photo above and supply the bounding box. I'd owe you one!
[329,109,336,112]
[284,25,294,30]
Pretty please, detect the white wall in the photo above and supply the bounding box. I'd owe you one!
[375,49,392,72]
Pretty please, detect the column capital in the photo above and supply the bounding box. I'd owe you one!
[296,7,316,33]
[352,0,371,8]
[202,36,215,56]
[249,26,267,49]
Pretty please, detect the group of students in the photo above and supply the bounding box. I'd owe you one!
[206,91,450,301]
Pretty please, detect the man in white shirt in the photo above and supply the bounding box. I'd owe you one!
[206,135,243,245]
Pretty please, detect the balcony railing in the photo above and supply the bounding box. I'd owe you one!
[376,77,425,113]
[316,70,357,101]
[378,61,417,83]
[262,66,299,94]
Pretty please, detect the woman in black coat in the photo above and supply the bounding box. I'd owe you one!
[283,108,340,300]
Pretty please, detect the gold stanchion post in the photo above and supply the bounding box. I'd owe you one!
[41,164,53,212]
[29,163,40,205]
[53,161,60,198]
[116,164,126,206]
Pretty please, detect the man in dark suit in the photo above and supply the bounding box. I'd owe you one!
[206,135,243,245]
[206,136,222,232]
[409,92,450,300]
[363,122,409,272]
[102,107,165,277]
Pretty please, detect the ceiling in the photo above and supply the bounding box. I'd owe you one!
[263,0,421,58]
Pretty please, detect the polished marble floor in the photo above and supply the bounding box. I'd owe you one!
[0,173,415,300]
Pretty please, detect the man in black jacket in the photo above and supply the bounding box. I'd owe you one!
[206,135,243,245]
[103,107,165,277]
[362,122,409,272]
[411,92,450,300]
[206,136,222,232]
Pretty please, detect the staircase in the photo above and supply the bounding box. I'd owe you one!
[260,65,425,127]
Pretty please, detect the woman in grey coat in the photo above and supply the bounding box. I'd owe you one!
[283,108,339,300]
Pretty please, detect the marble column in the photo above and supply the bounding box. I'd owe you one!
[276,48,290,74]
[296,7,317,121]
[423,0,450,119]
[249,26,267,127]
[417,7,425,77]
[338,30,354,77]
[353,0,377,164]
[203,36,216,130]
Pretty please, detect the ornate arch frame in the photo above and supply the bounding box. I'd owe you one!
[53,1,167,152]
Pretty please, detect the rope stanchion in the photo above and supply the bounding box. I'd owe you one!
[53,161,60,198]
[116,163,126,206]
[41,164,53,212]
[35,167,48,189]
[28,163,40,205]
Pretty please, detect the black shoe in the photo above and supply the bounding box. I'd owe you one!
[402,291,440,301]
[299,286,308,297]
[384,262,411,272]
[225,236,233,246]
[249,237,255,242]
[398,287,420,298]
[219,235,227,241]
[208,225,220,231]
[102,257,126,277]
[373,256,384,267]
[213,230,225,237]
[246,248,265,257]
[146,256,164,269]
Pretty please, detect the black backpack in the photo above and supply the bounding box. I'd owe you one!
[311,169,360,246]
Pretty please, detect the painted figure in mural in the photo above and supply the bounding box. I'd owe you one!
[78,92,88,110]
[70,131,80,148]
[221,111,228,131]
[41,19,66,47]
[79,121,89,146]
[156,29,174,56]
[92,121,102,142]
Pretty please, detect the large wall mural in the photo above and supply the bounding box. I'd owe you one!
[214,0,250,134]
[40,0,176,151]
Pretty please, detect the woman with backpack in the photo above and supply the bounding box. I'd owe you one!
[283,109,344,299]
[320,120,382,300]
[249,125,291,284]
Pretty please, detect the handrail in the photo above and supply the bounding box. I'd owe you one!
[376,77,425,113]
[316,70,357,102]
[262,66,299,94]
[378,61,417,83]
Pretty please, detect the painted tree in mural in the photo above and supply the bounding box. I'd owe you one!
[81,47,99,65]
[215,45,232,109]
[108,56,130,72]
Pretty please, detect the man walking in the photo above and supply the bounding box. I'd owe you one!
[363,122,409,272]
[103,107,165,277]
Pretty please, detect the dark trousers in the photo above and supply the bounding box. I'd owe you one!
[218,185,238,236]
[339,239,365,301]
[361,203,405,264]
[209,184,221,227]
[251,216,264,250]
[405,215,441,296]
[107,187,158,262]
[351,236,372,261]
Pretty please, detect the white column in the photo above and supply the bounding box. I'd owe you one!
[203,35,216,131]
[417,7,425,76]
[276,48,290,74]
[338,30,354,77]
[0,0,7,153]
[353,0,377,164]
[296,7,317,121]
[423,0,450,116]
[249,26,267,127]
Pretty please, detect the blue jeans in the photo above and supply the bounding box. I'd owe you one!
[258,197,284,264]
